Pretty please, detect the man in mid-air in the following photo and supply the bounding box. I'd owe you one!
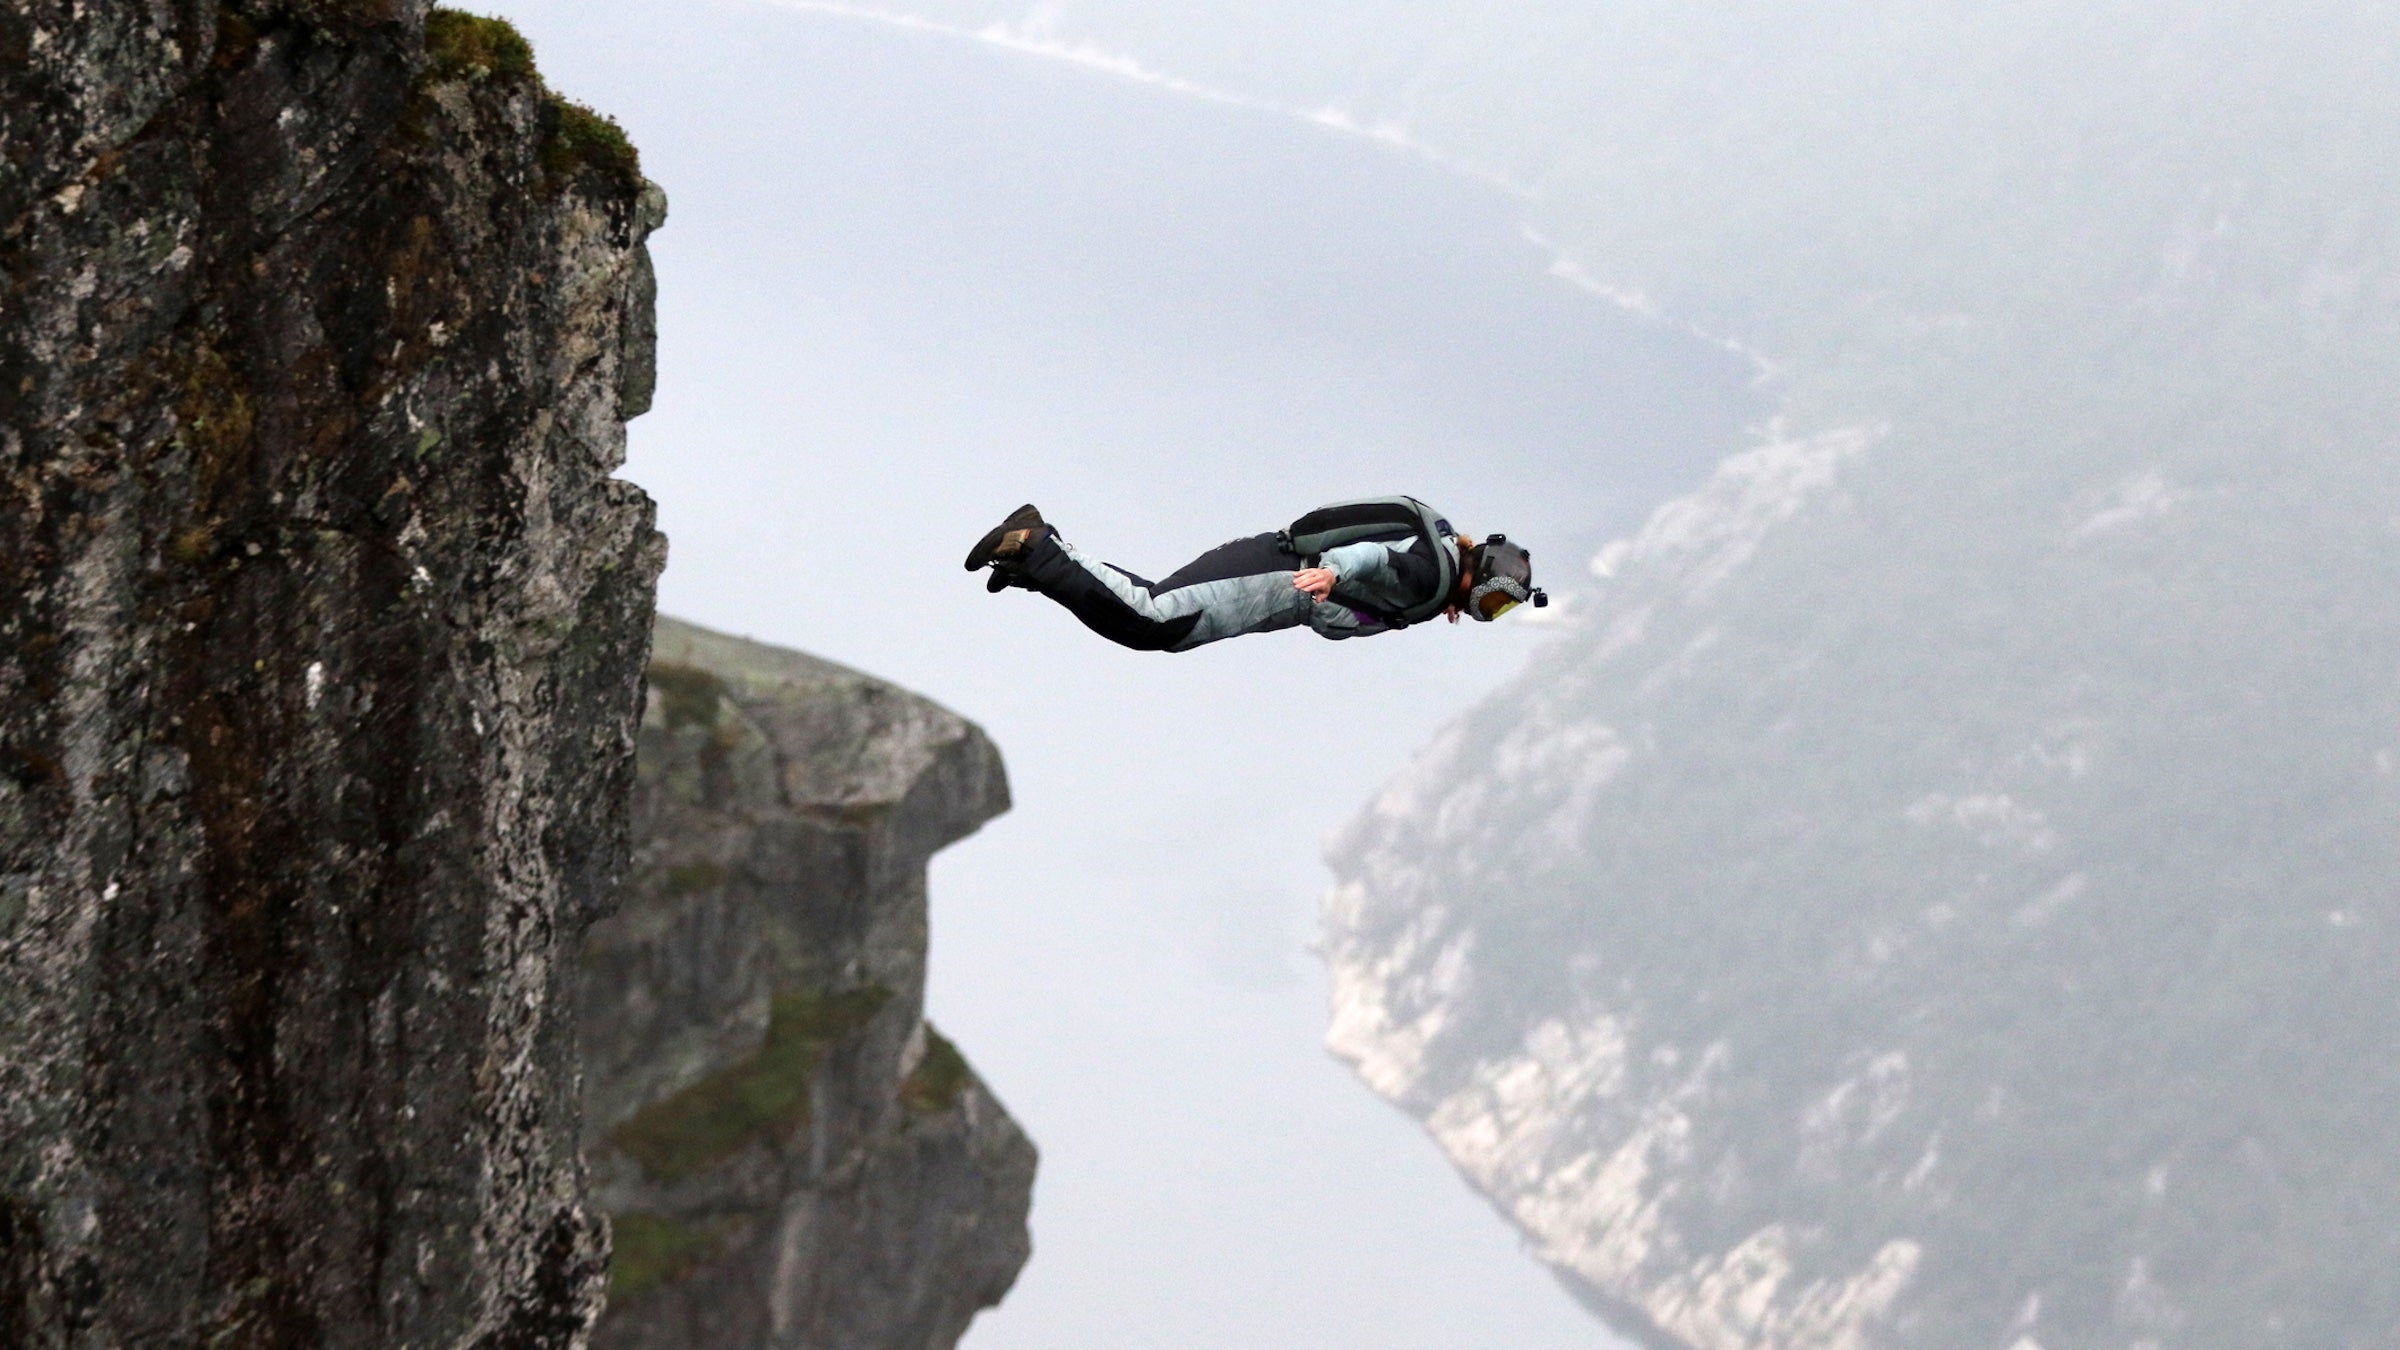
[964,496,1545,653]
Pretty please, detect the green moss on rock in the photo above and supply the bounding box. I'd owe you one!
[419,10,644,197]
[543,97,642,190]
[608,986,892,1183]
[646,662,727,732]
[608,1211,720,1301]
[897,1025,973,1116]
[423,9,535,83]
[177,342,256,509]
[661,860,727,896]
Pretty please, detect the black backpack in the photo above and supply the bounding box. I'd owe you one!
[1280,496,1460,628]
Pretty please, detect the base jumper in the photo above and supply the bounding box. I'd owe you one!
[964,497,1546,652]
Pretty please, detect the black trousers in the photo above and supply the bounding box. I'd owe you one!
[1015,531,1302,652]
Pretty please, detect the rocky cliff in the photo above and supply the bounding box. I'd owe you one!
[580,616,1034,1349]
[0,1,664,1341]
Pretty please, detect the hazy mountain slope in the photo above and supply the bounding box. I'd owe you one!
[1325,413,2400,1344]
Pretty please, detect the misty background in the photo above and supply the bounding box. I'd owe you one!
[512,0,2400,1344]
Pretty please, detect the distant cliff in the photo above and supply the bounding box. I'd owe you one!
[1324,422,2400,1347]
[581,616,1034,1349]
[0,1,662,1342]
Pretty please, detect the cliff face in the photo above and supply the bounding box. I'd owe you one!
[0,3,663,1343]
[580,616,1034,1350]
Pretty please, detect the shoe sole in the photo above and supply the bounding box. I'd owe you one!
[963,503,1043,570]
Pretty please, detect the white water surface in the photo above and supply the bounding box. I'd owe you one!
[494,2,1759,1344]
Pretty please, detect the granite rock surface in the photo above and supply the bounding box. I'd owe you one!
[0,2,664,1342]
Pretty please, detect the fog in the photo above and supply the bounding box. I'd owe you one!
[906,3,2400,1344]
[510,0,2400,1343]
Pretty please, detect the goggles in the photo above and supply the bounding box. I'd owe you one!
[1471,576,1531,620]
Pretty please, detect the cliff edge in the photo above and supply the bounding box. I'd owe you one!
[0,1,663,1342]
[580,615,1034,1349]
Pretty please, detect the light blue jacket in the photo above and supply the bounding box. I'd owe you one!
[1308,535,1459,640]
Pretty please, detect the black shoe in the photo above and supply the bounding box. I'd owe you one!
[964,504,1045,571]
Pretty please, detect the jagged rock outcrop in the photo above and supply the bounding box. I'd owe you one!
[0,2,662,1342]
[580,616,1034,1350]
